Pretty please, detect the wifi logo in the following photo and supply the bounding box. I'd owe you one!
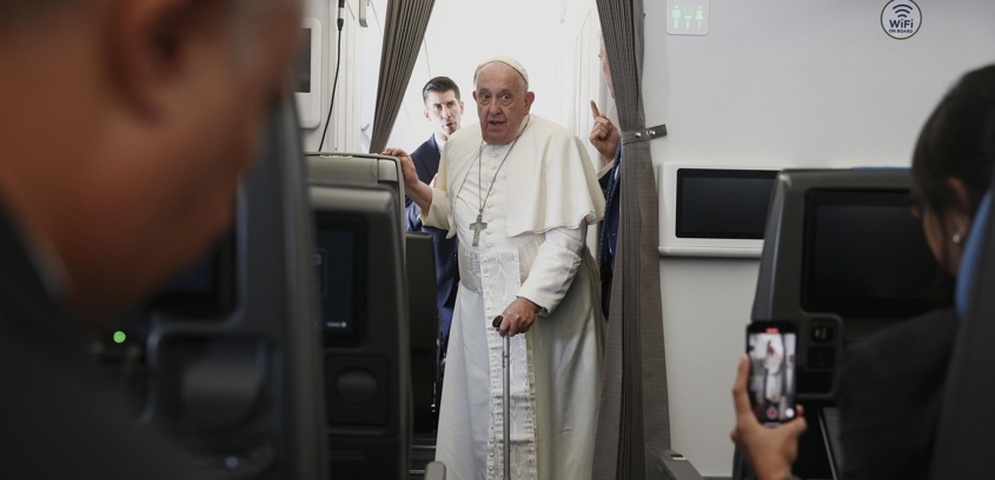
[892,4,914,18]
[881,0,922,40]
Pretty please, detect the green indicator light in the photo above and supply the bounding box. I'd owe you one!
[112,331,127,344]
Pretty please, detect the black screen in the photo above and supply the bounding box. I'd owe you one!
[801,188,942,320]
[150,232,236,318]
[315,213,366,346]
[296,28,311,93]
[676,168,777,239]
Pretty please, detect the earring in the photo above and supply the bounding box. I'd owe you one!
[953,233,963,245]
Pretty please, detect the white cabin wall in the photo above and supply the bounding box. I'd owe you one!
[554,3,604,253]
[559,5,611,169]
[300,0,327,152]
[644,0,995,476]
[301,0,368,154]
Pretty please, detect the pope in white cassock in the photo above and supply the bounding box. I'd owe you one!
[387,56,607,480]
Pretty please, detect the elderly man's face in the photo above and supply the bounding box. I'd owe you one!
[473,62,534,145]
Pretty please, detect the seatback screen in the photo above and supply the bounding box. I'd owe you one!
[801,188,944,320]
[315,213,366,346]
[150,232,236,318]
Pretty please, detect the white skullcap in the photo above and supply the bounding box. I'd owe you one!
[473,56,529,86]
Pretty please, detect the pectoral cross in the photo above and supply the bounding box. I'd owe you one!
[470,213,487,247]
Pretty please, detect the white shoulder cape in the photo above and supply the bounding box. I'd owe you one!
[425,114,606,236]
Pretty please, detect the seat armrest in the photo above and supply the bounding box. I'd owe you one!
[424,461,446,480]
[648,449,706,480]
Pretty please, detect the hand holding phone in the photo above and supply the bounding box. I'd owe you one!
[731,354,807,480]
[746,321,798,425]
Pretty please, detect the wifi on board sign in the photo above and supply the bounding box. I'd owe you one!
[881,0,922,40]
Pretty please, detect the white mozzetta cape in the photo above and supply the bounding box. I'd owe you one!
[424,114,605,237]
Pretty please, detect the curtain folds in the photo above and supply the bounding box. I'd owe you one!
[368,0,436,154]
[593,0,671,478]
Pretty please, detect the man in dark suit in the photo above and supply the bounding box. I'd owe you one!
[0,0,303,477]
[590,101,621,317]
[590,37,622,318]
[406,76,465,356]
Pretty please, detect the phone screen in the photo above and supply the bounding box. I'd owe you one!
[746,322,798,425]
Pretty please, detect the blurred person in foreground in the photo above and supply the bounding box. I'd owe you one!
[0,0,303,478]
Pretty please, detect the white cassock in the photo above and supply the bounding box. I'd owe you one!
[423,114,607,480]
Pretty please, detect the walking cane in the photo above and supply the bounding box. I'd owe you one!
[493,315,511,480]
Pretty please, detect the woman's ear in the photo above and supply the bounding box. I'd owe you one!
[946,176,974,241]
[946,176,973,213]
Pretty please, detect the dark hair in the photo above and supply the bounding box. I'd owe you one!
[911,64,995,218]
[422,76,461,102]
[910,64,995,284]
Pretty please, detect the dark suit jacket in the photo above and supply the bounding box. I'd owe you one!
[405,134,459,352]
[837,307,958,480]
[598,141,622,317]
[0,208,213,479]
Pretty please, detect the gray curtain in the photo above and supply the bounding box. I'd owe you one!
[367,0,436,154]
[593,0,671,478]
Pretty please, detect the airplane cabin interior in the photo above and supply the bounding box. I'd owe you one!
[74,0,995,479]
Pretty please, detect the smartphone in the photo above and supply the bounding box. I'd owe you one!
[746,321,798,425]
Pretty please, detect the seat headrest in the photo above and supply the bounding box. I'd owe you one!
[956,190,993,318]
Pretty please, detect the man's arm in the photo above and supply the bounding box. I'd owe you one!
[589,100,620,164]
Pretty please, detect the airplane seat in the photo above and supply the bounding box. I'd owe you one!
[306,152,406,232]
[751,168,942,401]
[648,449,706,480]
[405,232,443,436]
[954,190,992,318]
[306,153,439,478]
[310,181,412,479]
[90,99,329,478]
[928,181,995,478]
